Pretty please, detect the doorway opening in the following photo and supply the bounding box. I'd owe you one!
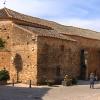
[80,49,87,80]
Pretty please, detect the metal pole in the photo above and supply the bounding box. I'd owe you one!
[29,80,31,88]
[12,79,14,86]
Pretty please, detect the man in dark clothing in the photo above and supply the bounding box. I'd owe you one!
[90,73,95,89]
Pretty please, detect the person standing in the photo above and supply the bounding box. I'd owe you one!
[95,75,98,81]
[89,73,95,89]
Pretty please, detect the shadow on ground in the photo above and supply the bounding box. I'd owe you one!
[0,85,51,100]
[77,80,100,85]
[93,87,100,89]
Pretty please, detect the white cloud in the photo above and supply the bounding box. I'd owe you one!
[0,0,100,31]
[53,18,100,32]
[0,0,64,17]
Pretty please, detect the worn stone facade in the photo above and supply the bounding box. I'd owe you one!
[0,51,11,71]
[0,8,100,85]
[62,35,100,79]
[37,37,79,84]
[0,21,12,71]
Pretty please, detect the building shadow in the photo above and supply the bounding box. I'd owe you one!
[77,80,100,85]
[0,85,51,100]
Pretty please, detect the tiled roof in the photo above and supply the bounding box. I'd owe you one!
[54,25,100,40]
[0,8,100,40]
[0,8,52,30]
[16,25,75,41]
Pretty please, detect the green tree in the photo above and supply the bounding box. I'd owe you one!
[0,69,10,81]
[0,38,5,49]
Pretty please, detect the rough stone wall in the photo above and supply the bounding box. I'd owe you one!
[0,21,12,73]
[10,24,38,85]
[0,51,11,71]
[37,37,80,84]
[87,49,100,79]
[1,19,100,85]
[64,35,100,79]
[66,35,100,49]
[0,21,13,50]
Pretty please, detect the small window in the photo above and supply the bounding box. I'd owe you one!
[7,36,10,39]
[27,42,29,45]
[3,28,7,30]
[27,65,29,67]
[60,45,64,52]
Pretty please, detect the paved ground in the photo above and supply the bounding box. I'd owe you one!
[0,81,100,100]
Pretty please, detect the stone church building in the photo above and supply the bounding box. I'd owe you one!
[0,7,100,85]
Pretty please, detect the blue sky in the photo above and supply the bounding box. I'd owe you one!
[0,0,100,31]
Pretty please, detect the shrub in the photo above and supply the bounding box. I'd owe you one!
[63,75,72,86]
[55,78,63,85]
[45,79,55,86]
[0,69,10,81]
[72,77,78,85]
[63,75,78,86]
[0,38,5,49]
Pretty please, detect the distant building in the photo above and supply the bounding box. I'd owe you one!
[0,8,100,85]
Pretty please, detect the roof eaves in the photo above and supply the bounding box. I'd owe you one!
[4,7,12,18]
[62,32,100,41]
[13,23,35,35]
[38,33,76,41]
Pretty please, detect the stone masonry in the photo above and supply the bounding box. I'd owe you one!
[0,8,100,85]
